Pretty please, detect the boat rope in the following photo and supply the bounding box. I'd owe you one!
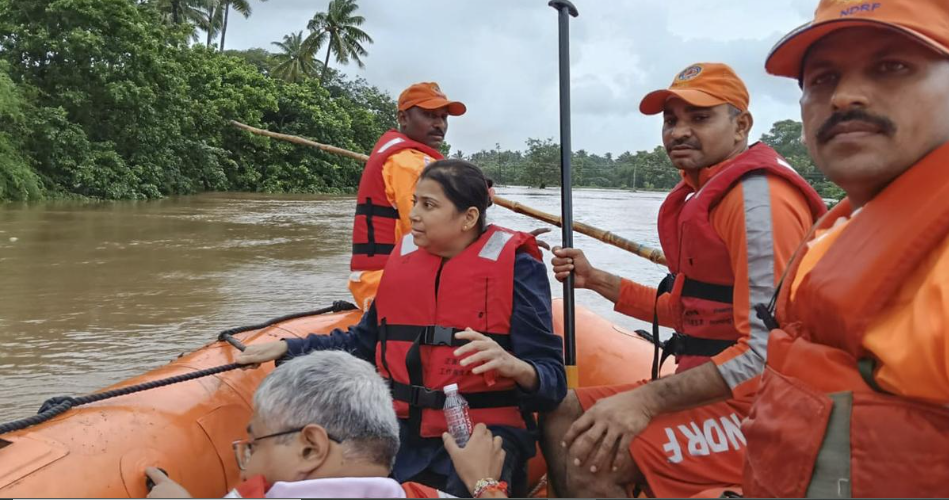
[0,300,358,435]
[217,300,357,350]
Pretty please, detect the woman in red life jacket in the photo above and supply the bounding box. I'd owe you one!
[239,160,567,498]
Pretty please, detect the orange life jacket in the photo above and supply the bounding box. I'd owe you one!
[374,225,542,438]
[656,143,826,371]
[350,130,443,272]
[743,141,949,498]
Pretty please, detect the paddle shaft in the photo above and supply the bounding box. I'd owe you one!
[549,0,580,389]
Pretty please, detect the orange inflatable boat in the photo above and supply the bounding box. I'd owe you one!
[0,299,672,498]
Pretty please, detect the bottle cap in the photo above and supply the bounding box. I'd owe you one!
[444,383,459,392]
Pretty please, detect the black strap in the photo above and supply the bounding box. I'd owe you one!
[355,203,399,219]
[681,277,734,304]
[379,318,394,381]
[380,324,512,351]
[660,333,736,359]
[651,273,677,380]
[352,243,395,256]
[404,331,426,441]
[754,303,779,331]
[355,197,399,257]
[390,381,520,410]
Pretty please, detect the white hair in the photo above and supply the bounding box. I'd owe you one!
[253,350,400,468]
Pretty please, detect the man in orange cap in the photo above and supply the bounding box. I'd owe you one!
[541,64,827,497]
[349,82,465,309]
[742,0,949,497]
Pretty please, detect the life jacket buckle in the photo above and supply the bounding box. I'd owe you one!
[424,325,455,347]
[409,385,443,409]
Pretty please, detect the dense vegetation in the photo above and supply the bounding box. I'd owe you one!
[0,0,841,202]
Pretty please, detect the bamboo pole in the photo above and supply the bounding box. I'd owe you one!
[493,195,667,266]
[230,120,668,267]
[230,120,370,162]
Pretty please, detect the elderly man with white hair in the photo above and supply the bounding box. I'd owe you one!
[145,351,508,499]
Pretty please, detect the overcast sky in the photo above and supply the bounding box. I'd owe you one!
[226,0,817,156]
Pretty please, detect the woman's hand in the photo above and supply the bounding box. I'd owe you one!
[235,341,288,367]
[443,424,506,497]
[528,227,552,251]
[454,329,538,391]
[145,468,191,499]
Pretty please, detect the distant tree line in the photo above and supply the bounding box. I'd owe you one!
[463,120,844,200]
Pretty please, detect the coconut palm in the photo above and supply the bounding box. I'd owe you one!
[270,31,321,83]
[152,0,204,25]
[304,0,374,84]
[218,0,268,52]
[198,1,225,48]
[150,0,207,41]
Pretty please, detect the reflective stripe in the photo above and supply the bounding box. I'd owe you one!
[718,348,765,389]
[400,234,418,256]
[719,174,775,388]
[377,137,405,154]
[478,230,513,261]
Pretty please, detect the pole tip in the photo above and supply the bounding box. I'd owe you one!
[548,0,579,17]
[566,365,580,389]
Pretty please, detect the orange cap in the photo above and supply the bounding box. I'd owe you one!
[767,0,949,79]
[639,63,750,116]
[397,82,466,116]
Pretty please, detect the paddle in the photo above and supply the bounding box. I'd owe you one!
[548,0,580,390]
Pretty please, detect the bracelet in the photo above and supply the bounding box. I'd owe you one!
[472,478,508,498]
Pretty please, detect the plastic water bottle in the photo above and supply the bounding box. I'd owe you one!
[443,383,472,447]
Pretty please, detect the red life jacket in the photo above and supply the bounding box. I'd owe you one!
[351,130,443,272]
[656,143,826,371]
[743,141,949,498]
[374,225,542,438]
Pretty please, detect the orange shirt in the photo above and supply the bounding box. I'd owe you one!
[615,158,815,398]
[348,148,434,310]
[791,212,949,405]
[382,149,434,242]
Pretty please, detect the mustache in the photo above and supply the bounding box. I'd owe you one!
[816,109,896,144]
[429,127,445,136]
[666,137,701,151]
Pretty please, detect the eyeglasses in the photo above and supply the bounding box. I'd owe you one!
[231,427,344,471]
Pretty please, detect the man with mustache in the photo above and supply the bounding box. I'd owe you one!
[349,82,465,310]
[542,64,827,497]
[742,0,949,497]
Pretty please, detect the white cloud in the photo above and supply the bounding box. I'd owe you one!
[226,0,815,155]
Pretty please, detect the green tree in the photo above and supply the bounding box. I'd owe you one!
[271,31,321,83]
[305,0,373,85]
[223,47,276,74]
[760,119,843,199]
[0,65,42,201]
[522,138,559,188]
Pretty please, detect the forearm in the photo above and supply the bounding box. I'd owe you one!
[586,268,623,304]
[512,360,539,392]
[640,362,732,416]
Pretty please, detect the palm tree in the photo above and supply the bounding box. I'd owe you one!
[270,32,321,83]
[198,1,224,48]
[150,0,206,41]
[218,0,268,52]
[304,0,374,84]
[153,0,205,26]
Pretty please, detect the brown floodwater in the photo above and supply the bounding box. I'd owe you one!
[0,187,668,421]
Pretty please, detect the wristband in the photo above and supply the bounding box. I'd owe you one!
[472,478,508,498]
